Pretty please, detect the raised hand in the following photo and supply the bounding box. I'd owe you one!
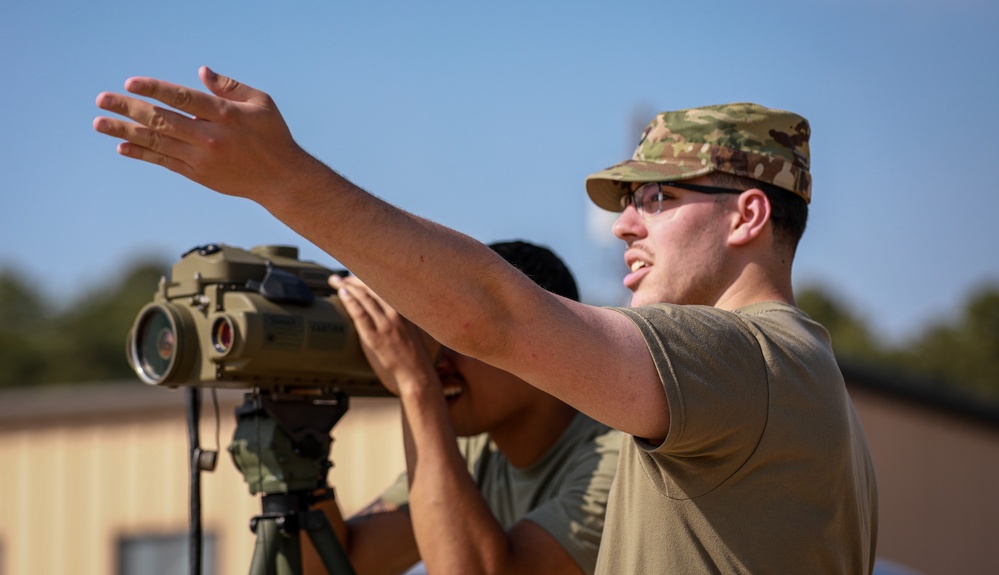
[330,275,439,397]
[94,66,320,201]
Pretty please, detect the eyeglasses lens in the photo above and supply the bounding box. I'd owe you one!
[635,183,662,216]
[619,183,663,216]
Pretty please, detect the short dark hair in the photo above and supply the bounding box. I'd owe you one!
[489,240,579,302]
[705,172,809,254]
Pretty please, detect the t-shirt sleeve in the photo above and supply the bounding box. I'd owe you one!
[521,428,622,575]
[612,304,770,499]
[377,433,490,509]
[377,470,410,509]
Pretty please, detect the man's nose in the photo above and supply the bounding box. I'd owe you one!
[612,205,647,240]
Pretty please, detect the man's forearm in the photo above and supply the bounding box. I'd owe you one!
[398,381,518,575]
[261,164,527,362]
[304,493,419,575]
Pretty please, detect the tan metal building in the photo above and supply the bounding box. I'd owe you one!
[0,384,406,575]
[2,366,998,574]
[844,366,999,575]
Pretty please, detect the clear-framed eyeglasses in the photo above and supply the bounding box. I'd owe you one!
[619,181,743,218]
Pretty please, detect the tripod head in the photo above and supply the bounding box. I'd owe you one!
[229,390,349,495]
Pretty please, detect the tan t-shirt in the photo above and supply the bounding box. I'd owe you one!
[594,302,878,574]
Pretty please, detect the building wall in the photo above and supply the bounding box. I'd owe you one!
[0,384,405,575]
[849,383,999,575]
[3,376,999,575]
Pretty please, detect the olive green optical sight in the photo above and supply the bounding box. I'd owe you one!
[126,243,389,396]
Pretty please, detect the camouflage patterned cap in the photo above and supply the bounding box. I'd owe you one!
[586,103,812,211]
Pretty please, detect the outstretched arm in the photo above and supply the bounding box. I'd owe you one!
[335,277,584,575]
[93,68,668,440]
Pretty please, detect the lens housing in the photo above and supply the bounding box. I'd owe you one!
[211,315,236,355]
[127,303,196,385]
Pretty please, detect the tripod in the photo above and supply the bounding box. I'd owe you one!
[228,391,357,575]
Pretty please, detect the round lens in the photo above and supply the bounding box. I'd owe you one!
[212,317,233,354]
[137,308,175,380]
[156,327,175,360]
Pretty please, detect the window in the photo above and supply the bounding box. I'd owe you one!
[118,532,217,575]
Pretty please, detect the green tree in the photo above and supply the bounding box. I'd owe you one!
[798,281,999,404]
[897,284,999,400]
[45,261,168,384]
[0,260,167,388]
[0,268,49,330]
[0,269,52,388]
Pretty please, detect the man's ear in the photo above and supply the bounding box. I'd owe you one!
[728,188,771,247]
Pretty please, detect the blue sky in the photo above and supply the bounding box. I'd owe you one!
[1,0,996,343]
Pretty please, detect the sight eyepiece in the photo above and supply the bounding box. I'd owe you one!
[211,315,234,355]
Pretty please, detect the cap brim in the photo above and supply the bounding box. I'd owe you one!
[585,160,715,212]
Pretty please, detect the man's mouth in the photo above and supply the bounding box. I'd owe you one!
[623,253,651,291]
[438,371,465,400]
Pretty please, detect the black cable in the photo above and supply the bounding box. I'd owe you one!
[186,387,203,575]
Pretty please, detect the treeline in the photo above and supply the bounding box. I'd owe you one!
[0,260,168,387]
[799,284,999,403]
[1,261,997,406]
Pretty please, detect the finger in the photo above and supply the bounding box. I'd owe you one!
[341,281,392,328]
[93,119,195,176]
[93,113,195,164]
[120,74,231,123]
[94,90,210,152]
[337,275,368,290]
[119,141,196,175]
[337,285,378,335]
[337,277,382,310]
[199,66,272,107]
[334,277,408,338]
[338,276,400,318]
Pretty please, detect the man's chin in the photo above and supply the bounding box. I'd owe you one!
[451,421,485,438]
[630,291,656,307]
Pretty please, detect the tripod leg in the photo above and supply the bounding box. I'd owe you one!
[303,508,356,575]
[248,517,304,575]
[249,518,280,575]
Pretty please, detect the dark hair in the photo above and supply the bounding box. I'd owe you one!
[706,173,809,254]
[488,240,579,302]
